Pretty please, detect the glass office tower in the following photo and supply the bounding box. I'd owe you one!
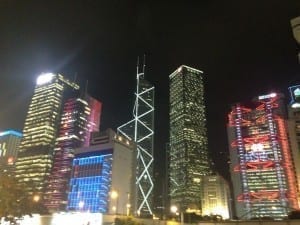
[228,93,299,219]
[15,73,79,199]
[44,95,101,211]
[169,65,211,212]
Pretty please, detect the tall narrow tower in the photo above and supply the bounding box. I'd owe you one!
[169,65,211,212]
[117,59,155,216]
[44,94,101,211]
[15,73,80,199]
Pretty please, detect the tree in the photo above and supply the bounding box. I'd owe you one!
[0,174,34,223]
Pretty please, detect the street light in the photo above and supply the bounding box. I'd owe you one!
[33,195,40,203]
[126,204,131,216]
[170,205,178,215]
[111,190,119,215]
[79,201,84,212]
[170,205,183,225]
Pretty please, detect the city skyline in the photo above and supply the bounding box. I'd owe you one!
[0,1,300,179]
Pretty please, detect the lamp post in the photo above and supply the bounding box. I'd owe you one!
[111,190,119,215]
[171,205,183,225]
[170,205,178,221]
[33,195,40,203]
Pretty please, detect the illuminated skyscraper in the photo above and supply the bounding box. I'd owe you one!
[45,94,101,211]
[67,129,136,214]
[169,65,211,212]
[15,73,79,199]
[287,85,300,207]
[228,92,299,219]
[0,130,22,174]
[117,61,154,216]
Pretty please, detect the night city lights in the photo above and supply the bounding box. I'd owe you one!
[0,1,300,225]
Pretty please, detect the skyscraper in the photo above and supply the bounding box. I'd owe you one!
[169,65,211,212]
[0,130,22,174]
[15,73,79,199]
[228,92,299,219]
[117,61,155,216]
[45,94,101,211]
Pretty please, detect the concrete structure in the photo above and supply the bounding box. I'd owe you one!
[15,73,80,199]
[169,65,211,213]
[228,92,299,219]
[201,175,230,219]
[67,129,136,215]
[291,16,300,63]
[0,130,22,174]
[117,60,155,216]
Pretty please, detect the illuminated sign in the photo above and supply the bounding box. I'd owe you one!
[258,93,277,100]
[294,88,300,97]
[289,85,300,105]
[245,152,268,161]
[36,73,55,85]
[251,143,264,151]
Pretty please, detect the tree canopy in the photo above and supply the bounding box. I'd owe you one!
[0,174,35,222]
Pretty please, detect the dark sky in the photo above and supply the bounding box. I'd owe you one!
[0,1,300,181]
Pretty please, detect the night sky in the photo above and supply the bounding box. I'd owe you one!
[0,1,300,183]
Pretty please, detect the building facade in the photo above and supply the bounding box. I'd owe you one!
[200,175,230,219]
[0,130,22,174]
[290,16,300,63]
[287,85,300,208]
[45,95,101,211]
[15,73,80,198]
[228,92,299,219]
[67,129,136,214]
[169,65,211,212]
[117,62,154,216]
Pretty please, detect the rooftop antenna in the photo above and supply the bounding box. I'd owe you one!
[72,72,78,91]
[137,56,139,76]
[143,54,146,75]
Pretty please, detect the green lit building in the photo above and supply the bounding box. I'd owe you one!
[15,73,79,199]
[169,65,211,212]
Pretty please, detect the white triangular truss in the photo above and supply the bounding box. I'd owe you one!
[118,68,154,216]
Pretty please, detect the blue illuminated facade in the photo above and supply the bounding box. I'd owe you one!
[67,150,113,213]
[0,130,22,138]
[0,129,22,174]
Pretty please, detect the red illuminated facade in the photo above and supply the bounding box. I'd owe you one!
[44,94,101,212]
[228,93,299,219]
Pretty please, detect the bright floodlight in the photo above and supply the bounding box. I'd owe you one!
[170,205,178,213]
[111,190,118,199]
[36,73,55,85]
